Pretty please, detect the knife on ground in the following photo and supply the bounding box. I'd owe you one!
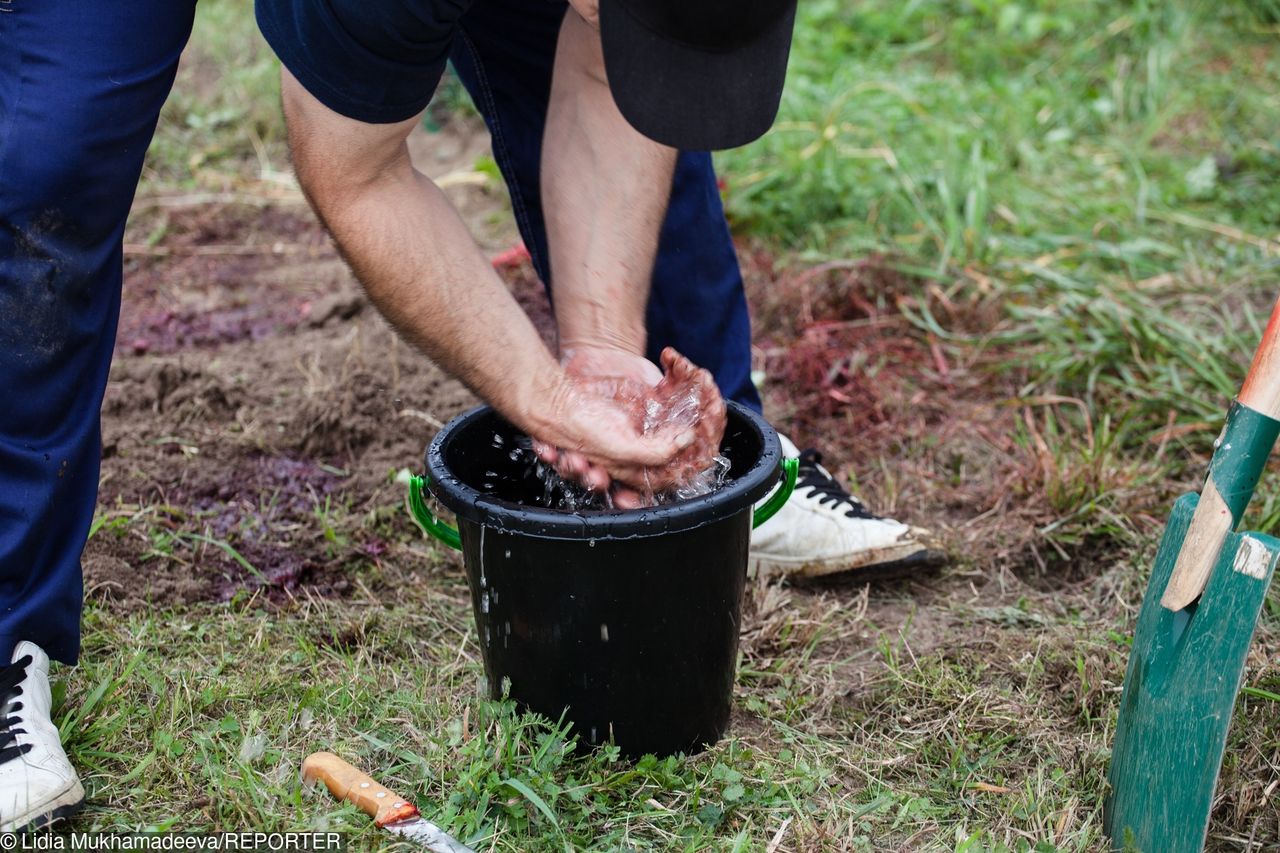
[301,751,475,853]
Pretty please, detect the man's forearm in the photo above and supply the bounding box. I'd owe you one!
[542,8,677,358]
[331,169,562,426]
[283,73,563,435]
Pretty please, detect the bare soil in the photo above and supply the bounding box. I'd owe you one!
[91,119,535,607]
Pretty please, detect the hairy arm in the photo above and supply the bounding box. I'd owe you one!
[535,7,725,496]
[543,6,676,362]
[281,69,691,486]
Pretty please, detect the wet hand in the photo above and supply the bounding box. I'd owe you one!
[531,346,726,507]
[531,372,695,506]
[650,347,728,488]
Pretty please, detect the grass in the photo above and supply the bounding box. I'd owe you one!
[63,536,1122,850]
[717,0,1280,546]
[143,1,284,188]
[83,0,1280,850]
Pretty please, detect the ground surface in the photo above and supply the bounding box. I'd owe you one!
[54,1,1280,851]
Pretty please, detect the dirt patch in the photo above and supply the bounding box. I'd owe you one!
[118,206,333,355]
[746,251,1042,573]
[94,118,524,609]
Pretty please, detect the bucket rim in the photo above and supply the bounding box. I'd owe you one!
[424,401,783,539]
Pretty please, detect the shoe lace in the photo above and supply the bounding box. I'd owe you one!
[796,449,876,520]
[0,655,32,766]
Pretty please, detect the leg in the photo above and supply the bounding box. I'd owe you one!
[447,0,762,410]
[0,0,197,665]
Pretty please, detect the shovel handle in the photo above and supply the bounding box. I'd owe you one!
[1162,296,1280,611]
[1239,302,1280,419]
[301,752,420,827]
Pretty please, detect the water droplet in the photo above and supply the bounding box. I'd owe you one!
[504,549,511,559]
[599,623,609,642]
[588,539,596,548]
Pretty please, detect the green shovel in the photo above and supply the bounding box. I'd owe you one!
[1105,296,1280,851]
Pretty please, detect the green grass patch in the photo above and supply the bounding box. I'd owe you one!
[64,568,1138,850]
[718,0,1280,548]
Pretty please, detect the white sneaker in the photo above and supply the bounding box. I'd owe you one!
[750,436,945,579]
[0,642,84,832]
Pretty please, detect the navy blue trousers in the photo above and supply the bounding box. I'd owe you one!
[0,0,758,664]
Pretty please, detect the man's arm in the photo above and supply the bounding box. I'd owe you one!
[280,69,692,488]
[542,5,676,364]
[534,6,726,495]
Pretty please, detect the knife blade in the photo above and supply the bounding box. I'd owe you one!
[301,751,475,853]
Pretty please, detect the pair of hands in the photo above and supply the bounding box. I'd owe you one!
[533,346,727,509]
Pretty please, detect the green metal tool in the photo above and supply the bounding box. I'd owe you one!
[1106,297,1280,851]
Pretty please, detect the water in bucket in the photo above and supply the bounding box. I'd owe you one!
[494,433,731,512]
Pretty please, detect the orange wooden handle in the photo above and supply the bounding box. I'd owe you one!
[1239,296,1280,420]
[301,752,420,827]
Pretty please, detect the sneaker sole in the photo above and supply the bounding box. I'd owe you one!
[0,779,85,833]
[749,541,948,581]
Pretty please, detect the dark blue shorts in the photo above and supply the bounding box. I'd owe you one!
[256,0,473,123]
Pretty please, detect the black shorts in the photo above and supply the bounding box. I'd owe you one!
[255,0,473,123]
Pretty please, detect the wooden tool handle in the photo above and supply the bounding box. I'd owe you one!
[1239,302,1280,420]
[301,752,420,827]
[1162,296,1280,611]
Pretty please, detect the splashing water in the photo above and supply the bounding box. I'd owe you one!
[479,352,730,509]
[498,434,730,511]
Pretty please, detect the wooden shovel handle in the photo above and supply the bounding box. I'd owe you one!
[1239,301,1280,419]
[1162,296,1280,611]
[301,752,420,827]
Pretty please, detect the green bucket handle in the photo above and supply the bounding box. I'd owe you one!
[752,456,799,527]
[407,474,462,551]
[407,456,799,551]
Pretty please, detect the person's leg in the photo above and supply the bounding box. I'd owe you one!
[447,0,762,411]
[0,0,197,666]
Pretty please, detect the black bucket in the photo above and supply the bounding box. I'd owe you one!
[407,402,797,758]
